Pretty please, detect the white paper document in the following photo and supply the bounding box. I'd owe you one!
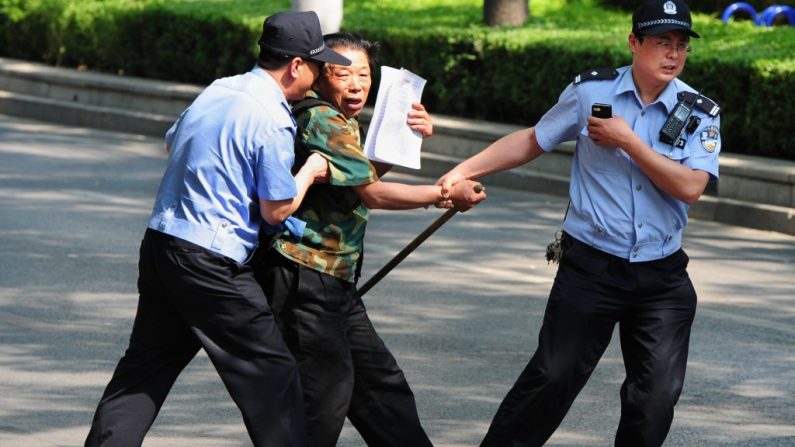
[364,66,427,170]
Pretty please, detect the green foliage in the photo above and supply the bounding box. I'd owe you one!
[0,0,793,158]
[745,60,795,158]
[0,0,287,79]
[1,0,66,63]
[104,8,257,83]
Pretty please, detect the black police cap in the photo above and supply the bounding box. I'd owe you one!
[632,0,701,38]
[259,11,351,66]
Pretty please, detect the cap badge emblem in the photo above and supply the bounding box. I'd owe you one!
[664,1,678,15]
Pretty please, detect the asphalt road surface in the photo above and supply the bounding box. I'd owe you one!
[1,114,794,446]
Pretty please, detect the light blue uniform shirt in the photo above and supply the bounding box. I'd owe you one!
[535,66,721,262]
[148,67,305,264]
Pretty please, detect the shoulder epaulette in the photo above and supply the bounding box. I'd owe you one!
[291,97,335,118]
[677,91,720,117]
[574,68,619,85]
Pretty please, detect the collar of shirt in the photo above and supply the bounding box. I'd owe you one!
[615,66,681,114]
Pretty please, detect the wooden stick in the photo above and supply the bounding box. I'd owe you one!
[357,184,483,297]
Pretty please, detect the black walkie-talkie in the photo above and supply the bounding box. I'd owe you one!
[660,92,700,145]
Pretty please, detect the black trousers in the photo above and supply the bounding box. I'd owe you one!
[481,234,697,447]
[254,249,432,447]
[85,229,306,447]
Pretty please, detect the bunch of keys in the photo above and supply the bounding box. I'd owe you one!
[545,230,564,264]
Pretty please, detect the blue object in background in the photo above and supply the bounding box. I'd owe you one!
[721,2,761,24]
[759,5,795,26]
[722,2,795,27]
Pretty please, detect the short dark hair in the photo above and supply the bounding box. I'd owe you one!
[257,46,293,71]
[323,32,380,70]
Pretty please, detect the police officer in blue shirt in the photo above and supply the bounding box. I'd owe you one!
[84,11,350,447]
[438,0,720,445]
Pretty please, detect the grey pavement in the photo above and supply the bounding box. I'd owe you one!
[1,113,794,446]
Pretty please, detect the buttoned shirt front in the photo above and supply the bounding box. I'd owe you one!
[148,67,301,264]
[535,65,721,262]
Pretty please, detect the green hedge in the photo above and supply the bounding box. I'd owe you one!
[0,0,271,83]
[1,0,794,159]
[367,27,631,126]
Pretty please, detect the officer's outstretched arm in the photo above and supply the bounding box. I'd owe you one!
[353,179,485,211]
[437,127,544,197]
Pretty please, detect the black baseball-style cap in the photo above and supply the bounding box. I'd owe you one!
[632,0,700,38]
[259,11,351,66]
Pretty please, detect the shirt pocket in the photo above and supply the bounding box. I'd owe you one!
[577,126,625,174]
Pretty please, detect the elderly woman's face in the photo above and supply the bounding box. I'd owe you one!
[314,47,372,119]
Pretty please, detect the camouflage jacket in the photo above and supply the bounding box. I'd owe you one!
[273,91,378,283]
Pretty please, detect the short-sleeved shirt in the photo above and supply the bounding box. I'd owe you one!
[148,67,302,264]
[534,65,721,262]
[274,91,378,282]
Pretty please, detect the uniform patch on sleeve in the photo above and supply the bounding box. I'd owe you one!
[700,126,720,153]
